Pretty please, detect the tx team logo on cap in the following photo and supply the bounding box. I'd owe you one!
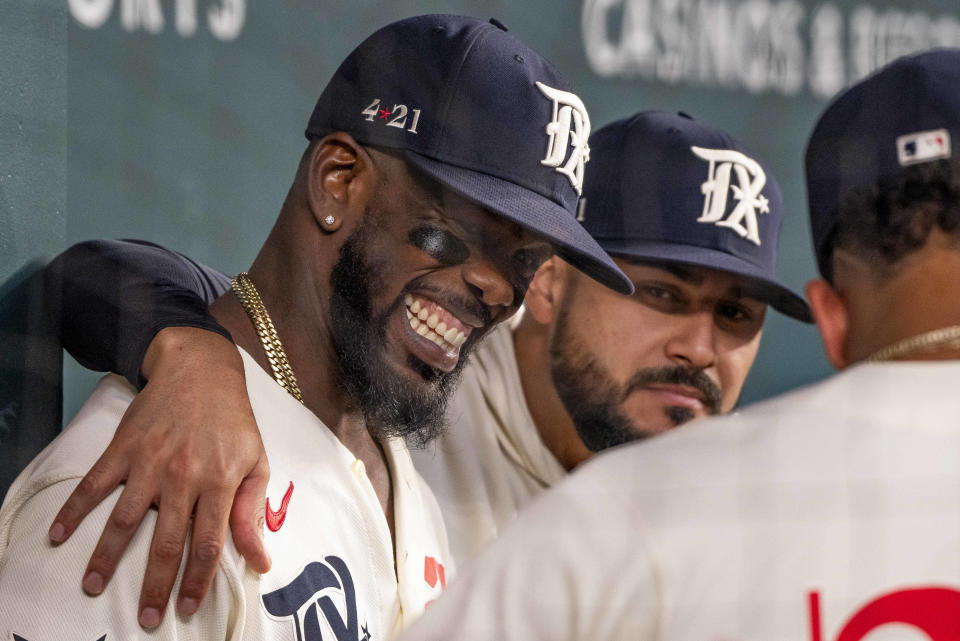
[537,81,591,195]
[693,146,770,246]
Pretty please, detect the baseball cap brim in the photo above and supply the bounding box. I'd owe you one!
[404,150,634,296]
[598,238,812,323]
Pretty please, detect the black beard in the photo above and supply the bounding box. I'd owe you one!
[549,296,723,453]
[328,216,466,446]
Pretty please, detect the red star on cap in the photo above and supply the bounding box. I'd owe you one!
[379,108,391,119]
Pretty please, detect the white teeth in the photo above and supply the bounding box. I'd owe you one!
[404,297,468,352]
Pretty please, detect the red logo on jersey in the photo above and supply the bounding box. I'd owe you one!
[423,556,447,608]
[265,481,294,532]
[809,586,960,641]
[424,556,446,589]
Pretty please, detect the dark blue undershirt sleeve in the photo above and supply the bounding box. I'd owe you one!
[44,239,233,389]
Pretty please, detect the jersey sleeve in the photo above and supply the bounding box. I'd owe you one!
[397,461,661,641]
[44,239,233,389]
[0,478,246,640]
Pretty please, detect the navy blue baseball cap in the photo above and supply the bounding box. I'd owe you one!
[806,48,960,278]
[305,14,633,295]
[581,111,811,322]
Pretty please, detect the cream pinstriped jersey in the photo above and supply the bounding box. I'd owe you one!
[0,348,452,641]
[400,361,960,641]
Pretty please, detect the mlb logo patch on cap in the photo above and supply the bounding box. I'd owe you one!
[897,129,951,166]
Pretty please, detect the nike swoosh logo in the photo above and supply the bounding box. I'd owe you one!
[266,481,294,532]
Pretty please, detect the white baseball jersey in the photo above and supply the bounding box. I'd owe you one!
[0,348,452,641]
[400,360,960,641]
[409,320,566,565]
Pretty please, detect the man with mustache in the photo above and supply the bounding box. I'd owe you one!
[0,15,632,638]
[399,48,960,641]
[35,108,810,615]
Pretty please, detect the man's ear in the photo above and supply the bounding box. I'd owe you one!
[806,278,850,370]
[523,256,569,325]
[305,132,375,230]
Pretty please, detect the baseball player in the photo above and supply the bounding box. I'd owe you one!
[40,108,810,597]
[398,48,960,641]
[0,15,632,639]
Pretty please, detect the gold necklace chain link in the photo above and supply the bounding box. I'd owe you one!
[231,272,304,403]
[866,325,960,362]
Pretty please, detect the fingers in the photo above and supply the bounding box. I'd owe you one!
[175,488,232,617]
[57,329,270,628]
[50,447,128,544]
[81,478,154,599]
[229,457,272,574]
[137,484,195,628]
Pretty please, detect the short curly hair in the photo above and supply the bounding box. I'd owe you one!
[825,158,960,282]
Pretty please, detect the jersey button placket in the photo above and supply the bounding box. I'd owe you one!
[351,458,367,481]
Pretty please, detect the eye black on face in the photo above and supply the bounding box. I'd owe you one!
[409,225,470,265]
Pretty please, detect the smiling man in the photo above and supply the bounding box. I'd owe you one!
[0,15,632,639]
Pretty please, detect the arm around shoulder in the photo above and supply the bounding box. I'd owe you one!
[44,239,232,388]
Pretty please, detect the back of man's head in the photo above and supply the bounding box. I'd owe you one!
[805,48,960,366]
[807,48,960,283]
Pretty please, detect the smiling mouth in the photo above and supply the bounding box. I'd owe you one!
[404,294,471,354]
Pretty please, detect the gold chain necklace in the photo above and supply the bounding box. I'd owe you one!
[866,325,960,362]
[231,272,304,403]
